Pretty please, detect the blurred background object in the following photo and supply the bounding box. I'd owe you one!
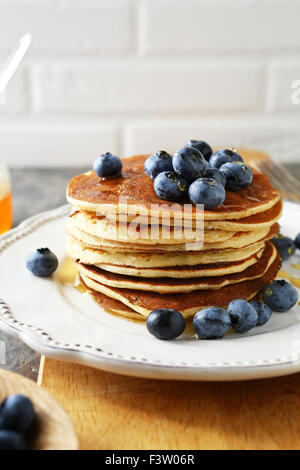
[0,165,12,233]
[0,0,299,167]
[0,33,32,233]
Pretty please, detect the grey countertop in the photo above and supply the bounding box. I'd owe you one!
[0,163,300,381]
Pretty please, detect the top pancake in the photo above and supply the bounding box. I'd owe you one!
[67,152,280,221]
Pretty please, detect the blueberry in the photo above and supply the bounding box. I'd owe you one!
[144,151,173,180]
[205,160,211,171]
[173,146,206,183]
[26,248,58,277]
[250,300,272,326]
[295,233,300,249]
[0,394,35,432]
[262,280,298,312]
[188,177,226,209]
[209,149,243,169]
[0,430,26,450]
[186,140,213,161]
[220,162,253,191]
[93,152,122,178]
[227,299,258,333]
[153,171,188,202]
[146,309,186,340]
[205,168,226,187]
[193,307,231,340]
[272,235,296,261]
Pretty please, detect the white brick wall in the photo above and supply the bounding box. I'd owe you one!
[33,61,264,114]
[141,0,300,54]
[0,0,133,54]
[0,0,299,166]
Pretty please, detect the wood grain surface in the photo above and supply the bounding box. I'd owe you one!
[39,357,300,450]
[0,367,78,450]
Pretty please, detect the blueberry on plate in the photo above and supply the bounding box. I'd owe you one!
[205,168,226,187]
[262,280,298,312]
[0,430,27,450]
[153,171,188,202]
[295,232,300,249]
[0,394,35,432]
[193,307,231,339]
[220,162,253,191]
[26,248,58,277]
[93,152,122,178]
[227,299,258,333]
[250,300,272,326]
[188,177,226,209]
[272,235,296,261]
[173,146,206,183]
[146,309,186,340]
[144,150,173,180]
[186,140,213,161]
[209,149,243,169]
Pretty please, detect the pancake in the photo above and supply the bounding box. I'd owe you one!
[67,216,278,253]
[202,223,278,249]
[66,236,266,268]
[77,242,276,294]
[66,218,233,253]
[93,246,265,279]
[80,249,281,318]
[69,210,240,245]
[81,278,144,321]
[101,198,282,232]
[67,152,280,221]
[205,199,282,232]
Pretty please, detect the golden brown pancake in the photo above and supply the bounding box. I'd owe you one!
[68,210,235,245]
[66,236,266,268]
[66,217,233,253]
[67,220,278,256]
[81,278,144,320]
[101,198,283,232]
[77,241,276,293]
[204,199,282,231]
[66,218,233,252]
[92,247,265,279]
[67,153,280,221]
[81,250,281,318]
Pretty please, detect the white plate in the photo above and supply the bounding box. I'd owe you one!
[0,202,299,381]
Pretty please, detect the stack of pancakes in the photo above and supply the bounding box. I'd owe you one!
[66,152,282,321]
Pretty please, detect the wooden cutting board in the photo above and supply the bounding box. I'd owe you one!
[39,356,300,450]
[0,368,78,450]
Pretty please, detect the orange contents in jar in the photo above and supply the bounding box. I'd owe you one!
[0,189,13,234]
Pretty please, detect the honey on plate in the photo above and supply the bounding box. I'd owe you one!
[57,256,87,294]
[277,270,300,288]
[0,167,13,234]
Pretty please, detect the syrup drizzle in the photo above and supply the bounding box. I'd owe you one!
[57,257,87,293]
[277,270,300,288]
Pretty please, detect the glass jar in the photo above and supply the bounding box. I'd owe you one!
[0,165,13,234]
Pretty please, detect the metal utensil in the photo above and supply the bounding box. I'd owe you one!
[0,33,32,96]
[252,157,300,203]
